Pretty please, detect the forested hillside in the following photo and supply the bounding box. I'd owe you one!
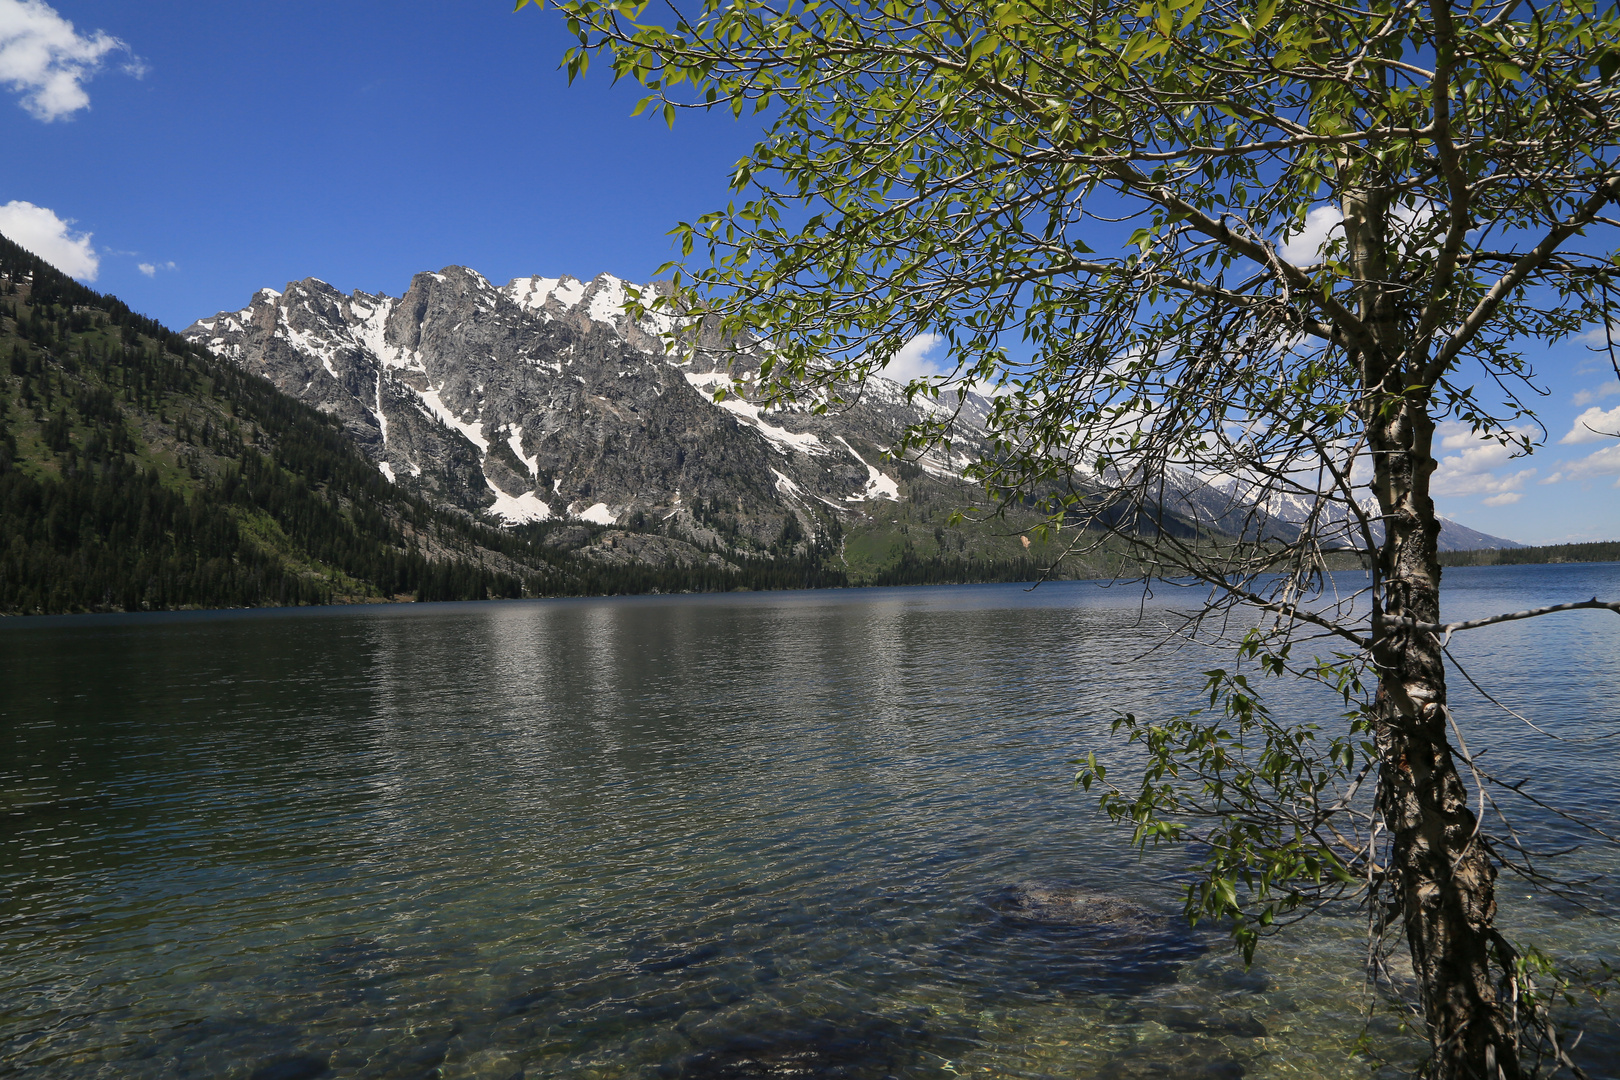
[0,234,577,613]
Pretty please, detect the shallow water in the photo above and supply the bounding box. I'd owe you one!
[2,566,1618,1079]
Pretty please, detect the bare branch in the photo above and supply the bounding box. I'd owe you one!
[1379,598,1620,640]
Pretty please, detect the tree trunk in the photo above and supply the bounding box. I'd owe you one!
[1365,390,1520,1080]
[1343,175,1521,1077]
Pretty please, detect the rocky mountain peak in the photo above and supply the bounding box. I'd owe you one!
[184,265,978,561]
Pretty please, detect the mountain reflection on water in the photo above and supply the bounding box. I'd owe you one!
[2,566,1618,1079]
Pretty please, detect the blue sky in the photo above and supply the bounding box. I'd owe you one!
[0,2,757,320]
[1,0,1617,544]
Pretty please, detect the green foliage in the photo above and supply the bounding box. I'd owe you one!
[532,0,1619,473]
[1076,631,1375,962]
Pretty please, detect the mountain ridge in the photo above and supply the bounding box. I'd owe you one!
[0,232,871,615]
[185,263,1522,559]
[185,266,998,564]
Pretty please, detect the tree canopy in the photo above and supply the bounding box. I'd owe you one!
[525,0,1620,1074]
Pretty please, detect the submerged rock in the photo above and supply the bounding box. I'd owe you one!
[1151,1008,1268,1038]
[962,883,1207,996]
[990,884,1174,937]
[248,1054,330,1080]
[1105,1054,1247,1080]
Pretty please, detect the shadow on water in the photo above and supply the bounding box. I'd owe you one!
[643,883,1237,1079]
[96,880,1263,1079]
[313,883,1229,1077]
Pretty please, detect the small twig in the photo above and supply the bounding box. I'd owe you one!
[1440,702,1489,859]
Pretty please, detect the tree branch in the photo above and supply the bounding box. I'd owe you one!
[1378,597,1620,640]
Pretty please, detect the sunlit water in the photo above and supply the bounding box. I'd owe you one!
[3,565,1618,1079]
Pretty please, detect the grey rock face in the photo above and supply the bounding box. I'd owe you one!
[186,268,987,558]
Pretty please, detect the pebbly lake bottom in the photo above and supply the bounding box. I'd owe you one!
[3,568,1618,1079]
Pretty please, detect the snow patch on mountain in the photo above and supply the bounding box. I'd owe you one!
[835,438,900,502]
[685,371,829,456]
[418,387,489,453]
[507,425,538,476]
[486,482,552,524]
[503,273,589,315]
[586,277,630,323]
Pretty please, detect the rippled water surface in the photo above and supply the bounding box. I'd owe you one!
[3,567,1619,1079]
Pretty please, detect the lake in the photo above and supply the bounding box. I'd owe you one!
[3,565,1618,1079]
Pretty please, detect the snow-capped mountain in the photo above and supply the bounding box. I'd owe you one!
[185,264,1517,560]
[185,267,986,555]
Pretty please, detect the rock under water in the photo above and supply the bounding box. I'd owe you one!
[990,884,1175,936]
[963,883,1207,996]
[248,1054,331,1080]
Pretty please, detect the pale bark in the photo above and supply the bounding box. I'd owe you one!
[1369,404,1520,1080]
[1348,181,1522,1079]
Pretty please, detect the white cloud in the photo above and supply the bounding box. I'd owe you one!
[1278,200,1448,268]
[1278,206,1343,266]
[1554,443,1620,486]
[0,0,137,121]
[1482,492,1523,506]
[1572,382,1620,407]
[1439,425,1483,450]
[1577,320,1620,347]
[1559,405,1620,444]
[880,332,951,383]
[1430,422,1534,498]
[136,259,175,277]
[0,199,96,279]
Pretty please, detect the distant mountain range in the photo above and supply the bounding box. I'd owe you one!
[1431,518,1524,551]
[185,265,1522,555]
[1161,471,1525,553]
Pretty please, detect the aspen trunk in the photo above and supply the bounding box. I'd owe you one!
[1343,177,1521,1077]
[1367,402,1520,1079]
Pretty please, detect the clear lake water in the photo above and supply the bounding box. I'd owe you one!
[3,565,1618,1079]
